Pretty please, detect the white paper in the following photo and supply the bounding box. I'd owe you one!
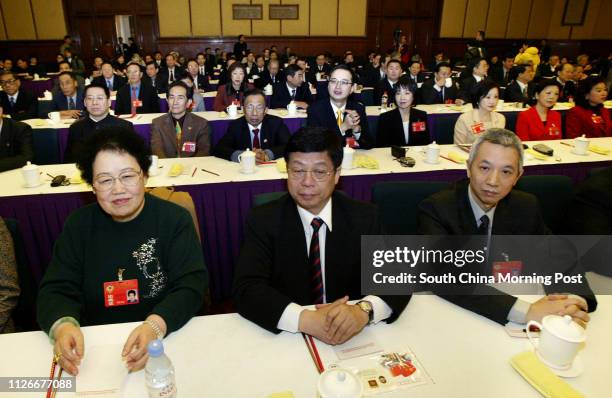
[76,344,127,397]
[333,329,383,360]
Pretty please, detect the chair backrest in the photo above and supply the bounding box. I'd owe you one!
[4,218,39,331]
[253,191,287,207]
[147,187,201,241]
[515,175,574,233]
[372,181,449,234]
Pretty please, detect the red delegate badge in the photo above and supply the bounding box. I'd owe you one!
[548,124,561,138]
[592,114,603,124]
[492,261,523,281]
[412,121,426,132]
[182,141,196,153]
[103,268,139,307]
[346,136,359,148]
[471,122,486,135]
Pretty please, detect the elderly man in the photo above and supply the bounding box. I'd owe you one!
[51,71,84,119]
[115,63,160,115]
[0,72,37,121]
[233,126,410,343]
[270,64,313,109]
[418,128,596,327]
[92,62,127,93]
[0,103,33,172]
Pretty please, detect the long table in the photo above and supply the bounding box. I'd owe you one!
[0,287,610,397]
[1,140,611,303]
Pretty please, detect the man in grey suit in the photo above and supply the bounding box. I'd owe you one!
[150,81,211,158]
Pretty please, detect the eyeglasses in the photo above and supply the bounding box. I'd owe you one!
[329,78,352,87]
[289,168,333,181]
[245,104,265,113]
[93,170,142,191]
[0,79,17,86]
[85,96,108,102]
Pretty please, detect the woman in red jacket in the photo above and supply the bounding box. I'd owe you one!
[213,62,253,112]
[566,78,611,138]
[515,80,562,141]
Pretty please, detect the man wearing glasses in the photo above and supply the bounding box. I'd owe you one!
[115,63,160,115]
[214,89,290,163]
[0,71,38,121]
[150,81,211,158]
[234,126,409,344]
[307,65,373,148]
[64,84,134,163]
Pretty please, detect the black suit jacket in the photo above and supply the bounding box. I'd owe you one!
[307,98,374,149]
[419,79,459,105]
[233,191,411,333]
[0,91,38,121]
[417,179,597,324]
[64,114,134,162]
[0,118,33,172]
[254,71,283,89]
[504,81,535,104]
[92,75,127,92]
[376,108,430,147]
[51,89,85,111]
[361,64,384,87]
[192,73,210,92]
[557,79,576,102]
[160,66,184,83]
[490,65,512,87]
[143,75,168,94]
[306,64,332,85]
[213,114,290,161]
[270,83,313,108]
[114,81,160,115]
[458,76,491,102]
[374,79,397,106]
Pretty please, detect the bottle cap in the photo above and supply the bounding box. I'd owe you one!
[147,339,164,357]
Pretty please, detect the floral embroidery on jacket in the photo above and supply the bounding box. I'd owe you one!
[132,238,166,298]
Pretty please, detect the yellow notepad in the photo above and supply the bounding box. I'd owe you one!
[526,148,549,161]
[510,351,585,398]
[354,155,380,169]
[589,144,610,155]
[446,151,467,164]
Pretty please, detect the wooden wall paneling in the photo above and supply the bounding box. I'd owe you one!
[94,16,117,56]
[368,0,382,16]
[593,0,612,39]
[485,0,511,39]
[31,0,67,39]
[505,0,532,39]
[310,0,338,36]
[252,0,281,36]
[131,0,157,14]
[338,0,367,36]
[280,0,309,36]
[191,0,221,36]
[73,16,96,62]
[0,40,63,63]
[93,0,132,15]
[462,0,489,38]
[571,0,600,40]
[439,0,467,38]
[381,0,412,17]
[414,19,434,64]
[157,0,191,37]
[526,0,552,39]
[134,15,159,55]
[547,0,571,39]
[1,0,36,40]
[0,6,6,41]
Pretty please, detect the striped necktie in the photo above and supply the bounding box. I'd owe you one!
[175,121,182,157]
[309,217,325,304]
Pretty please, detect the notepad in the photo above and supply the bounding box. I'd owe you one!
[76,344,127,397]
[510,351,585,398]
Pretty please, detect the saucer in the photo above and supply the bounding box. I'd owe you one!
[571,149,589,156]
[239,168,257,174]
[23,181,44,188]
[424,159,441,165]
[528,344,584,378]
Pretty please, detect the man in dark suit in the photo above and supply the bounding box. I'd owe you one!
[214,89,290,162]
[151,81,211,158]
[64,84,134,163]
[62,49,85,77]
[418,128,595,327]
[185,59,208,93]
[0,71,37,121]
[419,62,461,105]
[92,62,127,93]
[306,53,332,86]
[490,54,514,87]
[504,64,535,104]
[458,57,491,102]
[0,104,33,172]
[308,65,374,149]
[115,63,160,115]
[537,54,560,79]
[255,59,282,89]
[248,55,266,81]
[270,64,313,109]
[233,126,410,342]
[361,53,384,88]
[407,60,426,88]
[162,53,184,85]
[196,52,212,77]
[51,72,84,119]
[143,61,168,94]
[556,63,576,102]
[374,60,403,106]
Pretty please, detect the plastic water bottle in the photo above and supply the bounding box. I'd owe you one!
[145,340,177,398]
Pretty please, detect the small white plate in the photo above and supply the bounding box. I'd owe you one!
[239,168,257,174]
[571,149,589,156]
[527,343,584,378]
[23,181,44,188]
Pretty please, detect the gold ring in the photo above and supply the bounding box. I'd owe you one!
[54,352,62,363]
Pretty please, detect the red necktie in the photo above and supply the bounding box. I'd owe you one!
[252,128,260,149]
[310,218,324,304]
[130,86,137,114]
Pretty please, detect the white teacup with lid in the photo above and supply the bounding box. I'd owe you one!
[287,101,297,115]
[424,141,440,164]
[527,314,586,370]
[21,161,40,187]
[573,134,590,155]
[342,144,355,170]
[317,367,362,398]
[226,104,238,117]
[238,148,256,174]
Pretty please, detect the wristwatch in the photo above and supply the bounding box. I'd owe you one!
[356,300,374,324]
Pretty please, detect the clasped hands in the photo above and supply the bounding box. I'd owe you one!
[299,296,369,345]
[340,110,361,134]
[527,294,590,328]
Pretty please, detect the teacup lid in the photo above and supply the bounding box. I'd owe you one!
[543,315,586,343]
[242,148,255,157]
[429,141,439,148]
[318,368,362,398]
[576,134,589,141]
[22,161,38,171]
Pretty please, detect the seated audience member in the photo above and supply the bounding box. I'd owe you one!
[214,89,290,162]
[195,52,211,77]
[377,75,429,147]
[92,62,127,93]
[537,54,560,79]
[270,64,313,109]
[361,53,384,88]
[51,72,84,119]
[64,84,134,163]
[186,59,208,93]
[406,60,425,90]
[143,61,167,94]
[307,53,332,86]
[504,64,535,104]
[458,57,491,102]
[89,56,104,79]
[37,128,207,375]
[213,62,253,112]
[566,77,611,138]
[233,126,410,343]
[418,128,596,327]
[454,81,505,145]
[490,54,514,87]
[307,65,374,149]
[255,59,282,89]
[2,59,12,72]
[0,104,33,172]
[14,58,29,76]
[115,63,160,115]
[53,62,85,94]
[374,59,403,106]
[153,51,165,69]
[428,50,449,72]
[419,62,462,105]
[63,49,85,76]
[27,56,46,77]
[216,58,235,86]
[179,73,206,112]
[574,65,588,81]
[0,217,19,333]
[248,55,266,81]
[163,53,183,84]
[0,72,37,121]
[151,81,210,158]
[556,63,576,102]
[515,80,562,141]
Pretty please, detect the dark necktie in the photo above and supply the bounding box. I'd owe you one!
[477,214,490,235]
[9,97,15,108]
[200,66,204,75]
[170,69,174,81]
[291,88,296,99]
[309,218,324,304]
[68,97,75,110]
[107,79,112,89]
[252,128,260,149]
[440,87,445,103]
